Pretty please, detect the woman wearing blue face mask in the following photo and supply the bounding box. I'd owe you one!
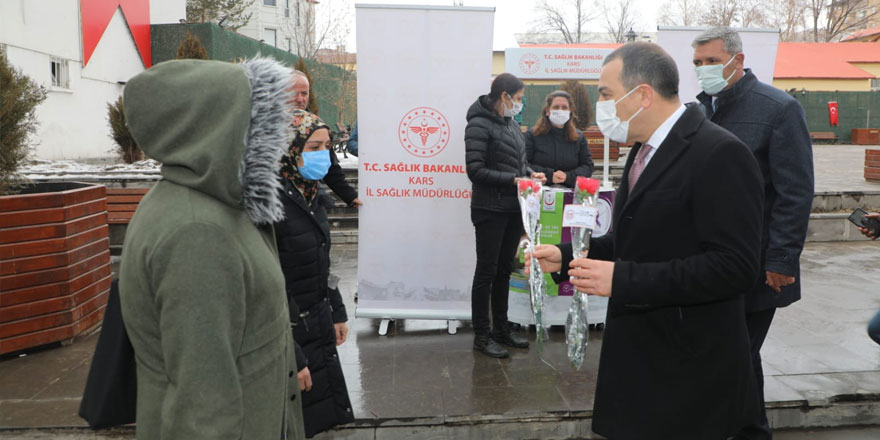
[525,90,594,188]
[275,109,354,437]
[465,73,546,358]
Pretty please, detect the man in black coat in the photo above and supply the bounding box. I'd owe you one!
[531,42,764,439]
[692,27,815,440]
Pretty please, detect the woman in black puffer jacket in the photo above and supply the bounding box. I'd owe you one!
[275,110,354,438]
[525,90,594,187]
[464,73,546,359]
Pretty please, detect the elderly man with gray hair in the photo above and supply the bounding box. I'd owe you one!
[692,27,815,440]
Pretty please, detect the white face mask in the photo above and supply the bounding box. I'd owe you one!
[695,54,738,95]
[503,93,523,117]
[595,86,643,143]
[548,110,570,126]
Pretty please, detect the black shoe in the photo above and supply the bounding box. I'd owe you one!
[492,324,530,349]
[473,334,509,358]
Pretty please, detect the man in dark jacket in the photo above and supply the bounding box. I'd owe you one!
[692,27,815,440]
[531,42,763,440]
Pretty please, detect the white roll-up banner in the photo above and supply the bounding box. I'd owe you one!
[355,4,495,320]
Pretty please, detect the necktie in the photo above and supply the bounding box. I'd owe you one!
[628,143,654,193]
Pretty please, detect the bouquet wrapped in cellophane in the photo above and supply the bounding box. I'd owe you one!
[516,178,548,355]
[565,177,601,369]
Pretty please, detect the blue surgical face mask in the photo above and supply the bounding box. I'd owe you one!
[299,149,331,180]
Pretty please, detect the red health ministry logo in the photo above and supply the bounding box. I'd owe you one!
[398,107,450,158]
[519,53,540,75]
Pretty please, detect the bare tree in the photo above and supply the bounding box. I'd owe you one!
[658,0,705,26]
[186,0,254,31]
[602,0,639,43]
[286,0,350,60]
[766,0,810,41]
[809,0,878,41]
[697,0,768,28]
[531,0,600,44]
[700,0,741,27]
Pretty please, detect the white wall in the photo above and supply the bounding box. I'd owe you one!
[238,0,310,54]
[0,0,185,160]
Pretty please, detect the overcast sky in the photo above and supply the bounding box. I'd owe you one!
[342,0,661,51]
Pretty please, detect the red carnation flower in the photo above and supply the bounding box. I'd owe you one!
[577,177,600,195]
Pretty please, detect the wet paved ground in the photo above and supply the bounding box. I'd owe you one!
[3,241,880,437]
[813,144,880,193]
[3,144,880,437]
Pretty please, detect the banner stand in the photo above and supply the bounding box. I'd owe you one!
[355,4,495,335]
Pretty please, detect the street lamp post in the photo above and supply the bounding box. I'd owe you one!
[625,28,637,43]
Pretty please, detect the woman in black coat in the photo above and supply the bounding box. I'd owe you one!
[464,73,546,359]
[525,90,594,187]
[276,110,354,437]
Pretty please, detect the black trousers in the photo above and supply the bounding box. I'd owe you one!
[736,307,777,440]
[470,208,522,335]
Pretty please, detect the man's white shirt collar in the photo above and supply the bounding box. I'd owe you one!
[642,104,687,166]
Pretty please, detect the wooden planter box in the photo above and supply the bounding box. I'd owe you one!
[583,126,621,161]
[0,182,111,355]
[866,149,880,182]
[853,128,880,145]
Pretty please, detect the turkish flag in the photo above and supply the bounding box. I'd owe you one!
[828,101,839,126]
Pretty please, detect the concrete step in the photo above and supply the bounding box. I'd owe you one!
[812,191,880,212]
[806,212,875,242]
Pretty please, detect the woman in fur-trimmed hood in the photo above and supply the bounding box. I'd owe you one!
[275,109,355,438]
[118,58,305,440]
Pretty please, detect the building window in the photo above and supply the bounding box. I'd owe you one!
[872,78,880,91]
[0,44,7,61]
[263,28,277,47]
[50,57,69,88]
[285,0,290,17]
[286,38,292,51]
[263,0,276,6]
[296,2,301,27]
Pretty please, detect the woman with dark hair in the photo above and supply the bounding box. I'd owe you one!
[465,72,546,358]
[275,110,354,437]
[525,90,594,187]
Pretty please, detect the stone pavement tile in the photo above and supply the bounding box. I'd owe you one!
[774,373,863,404]
[824,371,880,395]
[0,399,85,429]
[812,145,880,193]
[762,345,835,376]
[441,384,569,417]
[348,389,443,421]
[555,380,596,412]
[340,357,392,394]
[0,362,41,401]
[391,355,451,392]
[0,334,97,401]
[30,359,91,400]
[764,376,806,405]
[790,343,877,373]
[446,351,512,389]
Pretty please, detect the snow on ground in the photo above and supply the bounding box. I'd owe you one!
[20,156,359,181]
